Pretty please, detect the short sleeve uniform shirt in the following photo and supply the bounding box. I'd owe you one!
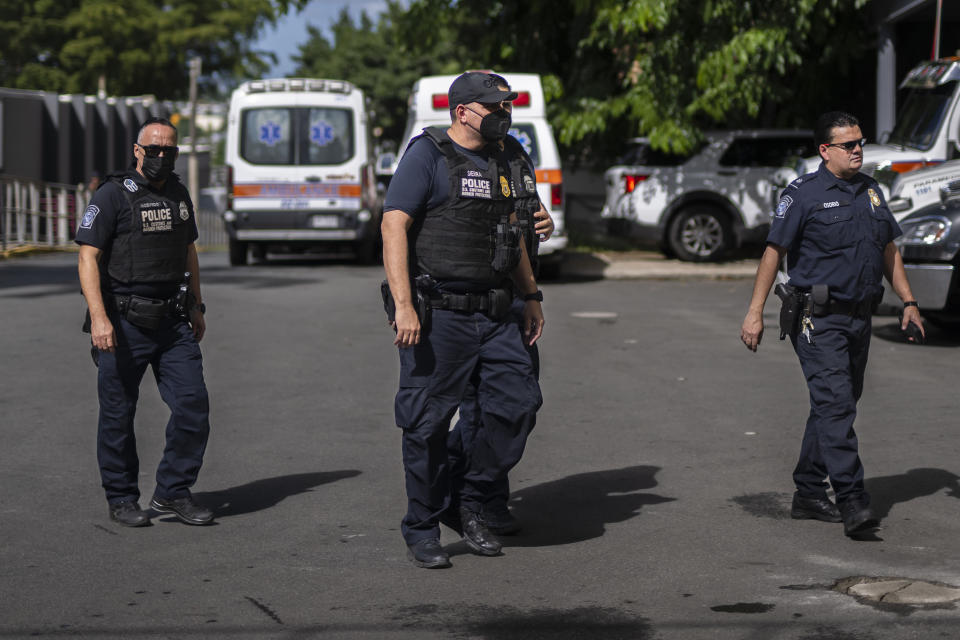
[767,163,901,303]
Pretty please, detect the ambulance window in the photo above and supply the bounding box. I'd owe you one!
[888,82,956,151]
[508,124,539,166]
[302,108,354,165]
[241,109,293,164]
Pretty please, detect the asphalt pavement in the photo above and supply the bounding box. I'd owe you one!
[1,249,959,639]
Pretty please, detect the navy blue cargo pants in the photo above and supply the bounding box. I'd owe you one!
[95,314,210,504]
[395,308,542,545]
[790,313,871,506]
[446,297,539,513]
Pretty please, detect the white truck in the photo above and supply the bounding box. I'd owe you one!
[799,57,960,208]
[887,158,960,220]
[392,72,568,275]
[222,78,380,265]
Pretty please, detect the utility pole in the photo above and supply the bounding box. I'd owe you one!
[188,57,202,201]
[932,0,943,60]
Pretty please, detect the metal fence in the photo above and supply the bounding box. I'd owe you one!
[0,176,91,252]
[195,208,227,248]
[1,175,226,251]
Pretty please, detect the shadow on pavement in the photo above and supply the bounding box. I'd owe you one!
[866,467,960,521]
[0,260,77,293]
[195,470,361,518]
[504,464,674,547]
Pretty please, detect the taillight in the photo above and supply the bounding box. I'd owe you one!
[225,165,234,209]
[551,183,563,208]
[623,174,648,193]
[432,94,449,109]
[512,92,531,107]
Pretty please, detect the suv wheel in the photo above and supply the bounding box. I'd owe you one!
[668,206,730,262]
[228,238,248,266]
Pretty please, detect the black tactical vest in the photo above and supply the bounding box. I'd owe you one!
[105,172,193,284]
[411,128,520,286]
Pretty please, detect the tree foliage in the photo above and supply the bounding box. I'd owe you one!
[0,0,309,98]
[292,4,443,146]
[385,0,876,163]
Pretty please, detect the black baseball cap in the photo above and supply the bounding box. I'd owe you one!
[448,72,518,107]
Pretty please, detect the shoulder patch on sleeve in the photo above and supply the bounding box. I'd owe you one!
[775,195,794,219]
[79,204,100,229]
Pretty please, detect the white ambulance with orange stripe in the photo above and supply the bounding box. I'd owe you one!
[393,72,568,273]
[223,78,379,265]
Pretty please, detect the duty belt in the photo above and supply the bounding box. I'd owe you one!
[108,294,178,315]
[430,291,500,313]
[812,298,875,318]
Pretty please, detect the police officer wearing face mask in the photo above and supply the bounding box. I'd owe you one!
[740,111,924,538]
[444,73,553,538]
[77,117,214,528]
[382,72,544,568]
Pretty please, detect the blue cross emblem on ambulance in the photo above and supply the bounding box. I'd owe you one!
[259,121,282,146]
[310,122,335,147]
[508,128,533,156]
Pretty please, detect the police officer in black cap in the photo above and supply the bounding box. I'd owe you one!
[382,72,544,568]
[740,111,924,537]
[444,72,554,538]
[77,117,214,527]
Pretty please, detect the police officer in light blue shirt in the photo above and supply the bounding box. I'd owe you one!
[740,111,924,537]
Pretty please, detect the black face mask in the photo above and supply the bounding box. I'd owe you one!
[466,107,512,142]
[141,154,176,183]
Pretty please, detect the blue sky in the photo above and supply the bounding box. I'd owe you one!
[254,0,394,77]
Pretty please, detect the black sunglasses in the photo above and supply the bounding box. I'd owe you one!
[478,101,510,112]
[824,138,866,152]
[137,144,179,158]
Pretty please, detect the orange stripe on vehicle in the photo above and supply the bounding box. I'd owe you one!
[535,169,562,184]
[233,183,362,197]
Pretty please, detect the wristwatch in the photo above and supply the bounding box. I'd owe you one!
[197,302,206,314]
[903,300,918,309]
[522,290,544,302]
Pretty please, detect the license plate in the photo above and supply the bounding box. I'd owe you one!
[310,215,339,228]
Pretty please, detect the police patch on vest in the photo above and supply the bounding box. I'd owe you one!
[179,201,190,221]
[523,174,536,194]
[822,201,839,208]
[500,175,511,197]
[123,178,138,193]
[868,188,881,207]
[139,202,174,233]
[460,176,492,199]
[775,195,793,218]
[80,205,99,229]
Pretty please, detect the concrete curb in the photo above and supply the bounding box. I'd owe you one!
[560,250,759,280]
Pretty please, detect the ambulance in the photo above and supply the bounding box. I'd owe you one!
[393,72,568,275]
[798,58,960,202]
[222,78,379,265]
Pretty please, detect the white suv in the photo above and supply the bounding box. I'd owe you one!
[600,130,814,261]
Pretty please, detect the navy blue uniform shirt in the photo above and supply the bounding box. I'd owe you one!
[385,132,525,218]
[384,131,536,292]
[75,169,198,299]
[767,162,901,303]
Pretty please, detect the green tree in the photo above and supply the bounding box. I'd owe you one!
[390,0,875,163]
[0,0,309,98]
[292,3,443,145]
